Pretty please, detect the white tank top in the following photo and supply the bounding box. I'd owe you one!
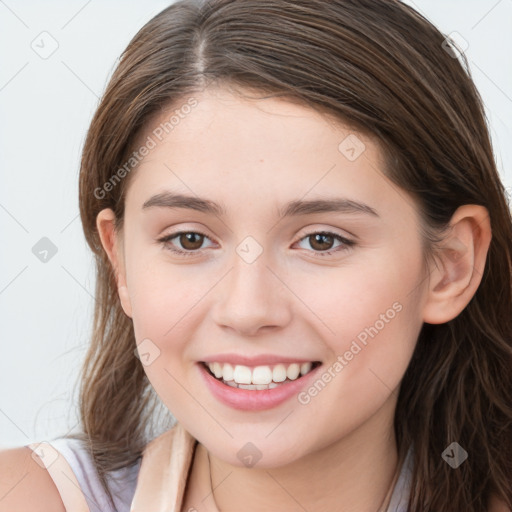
[26,437,140,512]
[26,430,413,512]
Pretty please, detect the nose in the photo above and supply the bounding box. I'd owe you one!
[211,251,292,336]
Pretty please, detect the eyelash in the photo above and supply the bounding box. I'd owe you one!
[157,230,355,258]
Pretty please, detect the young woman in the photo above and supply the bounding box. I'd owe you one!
[2,1,511,511]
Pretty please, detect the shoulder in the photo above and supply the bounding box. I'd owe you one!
[489,494,512,512]
[0,445,66,512]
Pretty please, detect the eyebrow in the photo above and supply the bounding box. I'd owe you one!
[142,191,379,218]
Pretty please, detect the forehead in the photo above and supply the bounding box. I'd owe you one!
[124,87,414,224]
[136,86,377,155]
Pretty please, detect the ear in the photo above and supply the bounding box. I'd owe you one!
[96,208,133,318]
[422,204,491,324]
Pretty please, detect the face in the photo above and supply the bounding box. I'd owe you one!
[102,86,430,468]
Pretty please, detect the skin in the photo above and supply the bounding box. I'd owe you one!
[97,86,491,512]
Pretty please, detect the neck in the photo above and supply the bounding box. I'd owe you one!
[208,396,400,512]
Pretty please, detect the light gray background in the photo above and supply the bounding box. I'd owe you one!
[1,0,511,448]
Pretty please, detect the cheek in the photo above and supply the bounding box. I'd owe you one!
[293,247,424,388]
[127,262,207,414]
[290,258,423,444]
[127,257,219,399]
[125,241,207,335]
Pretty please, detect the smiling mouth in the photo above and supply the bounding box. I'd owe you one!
[201,361,322,390]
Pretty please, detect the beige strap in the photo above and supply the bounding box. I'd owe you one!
[183,442,221,511]
[130,422,197,512]
[26,441,91,512]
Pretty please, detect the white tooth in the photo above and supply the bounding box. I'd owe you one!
[208,362,215,373]
[225,380,238,388]
[300,362,312,376]
[268,382,279,389]
[222,363,234,381]
[233,365,252,384]
[286,363,300,380]
[256,384,269,390]
[212,362,223,378]
[238,384,257,390]
[252,366,273,385]
[272,364,287,382]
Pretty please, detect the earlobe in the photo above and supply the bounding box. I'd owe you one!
[95,208,133,318]
[422,205,491,324]
[117,285,132,318]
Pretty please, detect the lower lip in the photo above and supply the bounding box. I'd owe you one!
[197,362,322,411]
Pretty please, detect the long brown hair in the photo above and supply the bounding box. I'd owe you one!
[73,1,512,510]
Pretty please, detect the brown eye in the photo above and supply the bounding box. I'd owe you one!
[295,231,355,257]
[178,232,205,250]
[158,230,214,256]
[308,233,335,251]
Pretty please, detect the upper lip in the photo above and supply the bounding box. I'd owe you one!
[200,353,321,367]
